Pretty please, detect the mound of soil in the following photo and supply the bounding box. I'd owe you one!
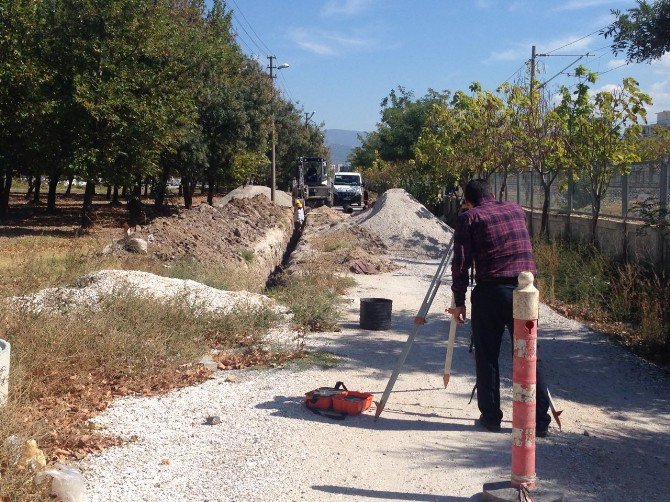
[128,195,292,266]
[355,188,453,258]
[292,205,398,275]
[219,185,293,208]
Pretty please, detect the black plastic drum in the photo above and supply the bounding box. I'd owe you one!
[360,297,392,330]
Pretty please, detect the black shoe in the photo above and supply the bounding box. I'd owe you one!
[477,415,501,432]
[536,426,549,438]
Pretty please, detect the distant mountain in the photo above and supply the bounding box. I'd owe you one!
[325,129,368,164]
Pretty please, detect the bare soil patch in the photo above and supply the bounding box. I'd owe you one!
[127,195,292,267]
[292,205,399,275]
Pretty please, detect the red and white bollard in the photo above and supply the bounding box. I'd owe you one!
[511,271,539,489]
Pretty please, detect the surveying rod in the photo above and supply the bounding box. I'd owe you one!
[443,297,458,388]
[374,234,455,420]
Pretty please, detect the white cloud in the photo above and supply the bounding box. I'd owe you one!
[648,76,670,117]
[289,28,374,56]
[651,53,670,72]
[553,0,628,12]
[321,0,374,17]
[606,58,627,69]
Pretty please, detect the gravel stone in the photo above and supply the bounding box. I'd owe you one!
[11,269,288,316]
[354,188,453,258]
[219,185,293,208]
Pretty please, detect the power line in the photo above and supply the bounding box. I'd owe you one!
[502,60,529,85]
[543,26,608,55]
[596,62,629,75]
[229,0,273,55]
[231,13,265,55]
[278,72,295,104]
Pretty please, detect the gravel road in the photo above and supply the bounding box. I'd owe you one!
[80,257,670,501]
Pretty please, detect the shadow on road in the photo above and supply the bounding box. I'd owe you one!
[311,484,482,501]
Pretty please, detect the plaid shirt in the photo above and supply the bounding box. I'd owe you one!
[451,197,536,307]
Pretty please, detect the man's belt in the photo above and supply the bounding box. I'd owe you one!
[477,277,519,286]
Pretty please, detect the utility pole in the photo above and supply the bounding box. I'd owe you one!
[528,45,536,237]
[268,55,277,203]
[304,111,315,127]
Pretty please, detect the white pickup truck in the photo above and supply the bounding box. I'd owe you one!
[333,172,363,206]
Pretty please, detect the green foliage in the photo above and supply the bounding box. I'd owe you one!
[0,0,326,219]
[603,0,670,63]
[534,238,670,353]
[556,70,651,239]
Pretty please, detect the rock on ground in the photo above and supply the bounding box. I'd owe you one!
[355,188,453,258]
[219,185,293,208]
[11,269,287,316]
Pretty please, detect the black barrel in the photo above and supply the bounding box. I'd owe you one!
[360,297,392,330]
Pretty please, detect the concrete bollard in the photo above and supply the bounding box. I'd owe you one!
[511,271,539,489]
[0,339,10,406]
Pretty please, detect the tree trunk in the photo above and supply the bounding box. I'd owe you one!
[540,183,551,236]
[178,183,183,196]
[182,176,193,209]
[121,185,128,198]
[65,176,74,197]
[32,175,42,204]
[143,177,149,197]
[0,169,12,221]
[590,200,601,244]
[81,180,96,228]
[207,171,215,206]
[46,172,61,212]
[200,180,206,195]
[25,175,34,199]
[106,184,112,200]
[498,176,507,201]
[111,185,120,205]
[154,166,170,207]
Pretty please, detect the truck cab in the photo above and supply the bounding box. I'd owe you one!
[333,172,363,206]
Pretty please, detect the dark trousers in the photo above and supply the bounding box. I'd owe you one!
[471,283,551,429]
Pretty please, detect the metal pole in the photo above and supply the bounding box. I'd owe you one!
[268,56,277,203]
[375,234,455,419]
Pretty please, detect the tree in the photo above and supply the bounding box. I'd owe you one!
[506,78,568,236]
[603,0,670,63]
[557,71,652,241]
[0,0,48,220]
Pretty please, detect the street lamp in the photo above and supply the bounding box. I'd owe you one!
[268,57,289,203]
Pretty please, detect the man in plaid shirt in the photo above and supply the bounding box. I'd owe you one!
[449,179,552,436]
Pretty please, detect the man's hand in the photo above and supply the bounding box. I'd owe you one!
[447,306,466,324]
[414,316,427,325]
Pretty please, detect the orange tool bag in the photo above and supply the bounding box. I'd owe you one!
[305,382,373,420]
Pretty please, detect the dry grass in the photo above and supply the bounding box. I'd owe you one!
[0,234,161,297]
[269,265,355,332]
[0,289,280,500]
[534,239,670,364]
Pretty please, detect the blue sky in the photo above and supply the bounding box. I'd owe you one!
[225,0,670,132]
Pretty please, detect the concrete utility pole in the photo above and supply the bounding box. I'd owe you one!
[268,56,277,203]
[528,46,536,237]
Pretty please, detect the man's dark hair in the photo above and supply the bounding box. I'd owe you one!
[464,179,493,204]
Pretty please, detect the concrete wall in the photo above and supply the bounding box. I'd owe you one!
[524,208,664,265]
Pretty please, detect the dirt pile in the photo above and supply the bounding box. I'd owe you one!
[219,185,293,208]
[291,206,398,275]
[125,195,292,267]
[355,188,453,258]
[11,269,288,315]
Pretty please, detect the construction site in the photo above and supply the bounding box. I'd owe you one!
[0,185,668,501]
